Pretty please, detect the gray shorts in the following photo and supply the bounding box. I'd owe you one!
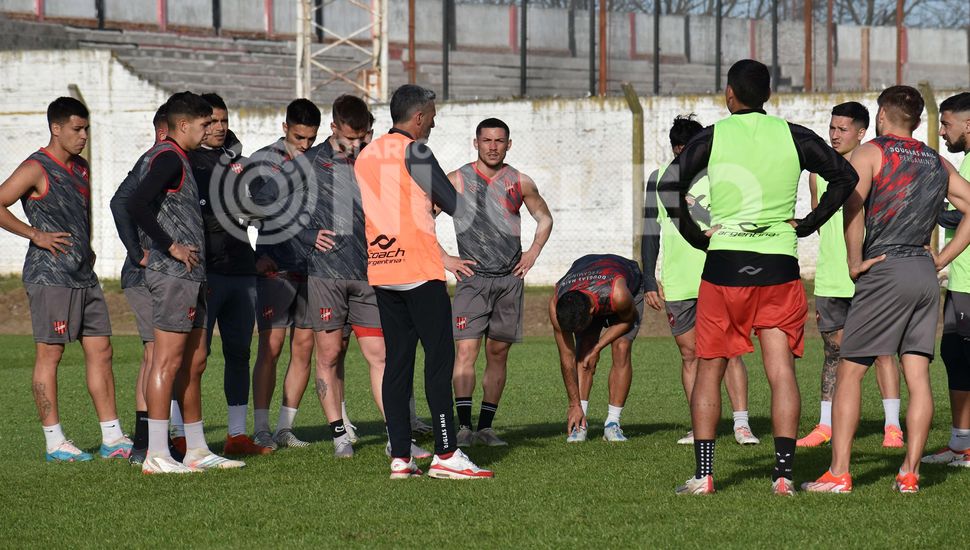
[145,270,206,333]
[256,273,311,332]
[123,285,155,342]
[601,291,645,341]
[943,290,970,338]
[307,276,381,332]
[452,274,524,343]
[841,255,939,361]
[815,296,852,333]
[25,283,112,344]
[665,299,697,337]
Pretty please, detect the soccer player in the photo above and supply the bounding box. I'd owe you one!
[550,254,643,442]
[356,84,492,479]
[804,86,970,494]
[445,117,553,447]
[798,102,903,449]
[128,91,244,473]
[661,60,859,496]
[642,114,758,446]
[0,97,130,462]
[924,92,970,467]
[187,93,266,456]
[249,98,321,451]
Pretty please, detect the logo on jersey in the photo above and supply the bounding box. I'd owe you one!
[738,222,770,234]
[230,163,243,175]
[504,179,516,194]
[74,165,89,181]
[187,307,197,321]
[320,308,333,322]
[369,235,397,250]
[738,266,764,276]
[456,317,467,330]
[52,320,67,335]
[262,306,274,319]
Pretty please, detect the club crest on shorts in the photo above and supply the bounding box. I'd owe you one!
[456,316,467,330]
[320,308,333,322]
[187,307,196,321]
[52,320,67,335]
[667,312,676,327]
[262,306,274,319]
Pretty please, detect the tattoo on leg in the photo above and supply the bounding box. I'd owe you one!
[315,378,328,401]
[33,382,53,422]
[820,331,841,401]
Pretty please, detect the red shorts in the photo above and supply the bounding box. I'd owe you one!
[695,279,807,360]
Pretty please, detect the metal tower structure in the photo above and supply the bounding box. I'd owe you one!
[295,0,389,103]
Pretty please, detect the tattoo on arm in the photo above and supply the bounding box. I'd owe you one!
[820,331,841,402]
[32,382,53,423]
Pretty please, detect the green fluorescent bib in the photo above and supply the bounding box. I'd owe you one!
[656,163,708,301]
[707,113,801,257]
[947,155,970,293]
[813,175,854,298]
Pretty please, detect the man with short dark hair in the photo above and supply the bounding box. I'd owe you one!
[799,102,903,449]
[550,254,643,443]
[643,114,757,447]
[445,117,553,447]
[661,59,859,495]
[0,97,130,462]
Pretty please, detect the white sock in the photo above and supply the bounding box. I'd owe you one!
[732,410,750,430]
[950,427,970,451]
[147,418,170,455]
[883,398,901,428]
[42,423,66,451]
[227,405,248,437]
[99,419,124,444]
[605,404,623,426]
[820,400,833,427]
[183,420,208,452]
[580,400,589,416]
[342,400,351,424]
[276,406,298,432]
[254,408,270,434]
[170,400,185,437]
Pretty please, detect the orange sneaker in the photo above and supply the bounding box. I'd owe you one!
[801,470,852,493]
[882,425,904,448]
[224,434,273,456]
[796,424,832,447]
[893,471,919,493]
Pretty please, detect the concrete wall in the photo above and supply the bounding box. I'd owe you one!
[168,0,212,29]
[103,0,155,25]
[45,0,95,19]
[222,0,265,33]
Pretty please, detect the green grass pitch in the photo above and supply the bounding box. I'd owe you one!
[1,334,967,547]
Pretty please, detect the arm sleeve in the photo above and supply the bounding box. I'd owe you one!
[126,151,181,251]
[640,169,661,292]
[789,124,860,237]
[405,142,457,216]
[659,128,714,250]
[109,174,145,264]
[940,204,963,229]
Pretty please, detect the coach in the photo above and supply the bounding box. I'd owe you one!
[355,85,491,479]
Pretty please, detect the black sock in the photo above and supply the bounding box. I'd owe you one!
[694,439,715,478]
[329,420,346,441]
[133,411,148,450]
[773,437,796,481]
[456,396,473,429]
[477,402,498,431]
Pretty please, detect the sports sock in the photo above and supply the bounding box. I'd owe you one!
[819,400,833,427]
[99,419,124,444]
[329,420,346,440]
[254,408,270,434]
[580,400,589,416]
[605,404,623,426]
[276,406,298,432]
[772,437,796,481]
[732,410,749,430]
[455,396,473,428]
[694,439,715,478]
[227,404,247,437]
[478,402,498,431]
[170,400,185,437]
[147,418,170,455]
[950,427,970,451]
[183,421,207,451]
[133,411,148,450]
[341,400,351,424]
[882,398,901,428]
[42,423,66,451]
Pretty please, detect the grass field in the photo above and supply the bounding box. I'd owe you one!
[2,333,968,548]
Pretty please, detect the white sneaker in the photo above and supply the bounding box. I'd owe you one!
[385,440,432,459]
[142,453,198,474]
[333,435,354,459]
[390,457,423,479]
[603,422,628,442]
[772,477,796,496]
[457,426,474,447]
[411,417,433,436]
[344,421,359,444]
[566,426,588,443]
[253,430,279,450]
[273,429,310,449]
[428,449,494,479]
[677,430,695,445]
[182,449,246,470]
[734,426,760,445]
[474,428,508,447]
[675,475,715,495]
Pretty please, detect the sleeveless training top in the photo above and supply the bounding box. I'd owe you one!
[453,162,524,277]
[555,254,642,317]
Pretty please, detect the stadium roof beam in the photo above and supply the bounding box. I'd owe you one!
[296,0,389,104]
